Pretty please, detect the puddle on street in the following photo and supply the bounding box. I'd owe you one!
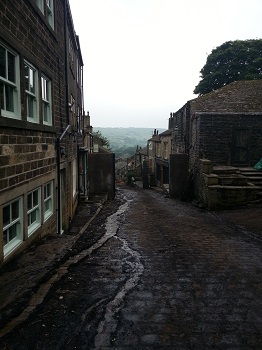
[89,194,144,349]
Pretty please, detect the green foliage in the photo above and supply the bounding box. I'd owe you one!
[93,130,110,147]
[93,127,165,159]
[194,39,262,95]
[114,145,138,159]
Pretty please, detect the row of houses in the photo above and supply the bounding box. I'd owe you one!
[0,0,115,266]
[135,80,262,209]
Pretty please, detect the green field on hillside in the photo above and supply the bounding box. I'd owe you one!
[93,127,165,158]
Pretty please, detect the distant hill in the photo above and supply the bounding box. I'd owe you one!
[93,127,165,158]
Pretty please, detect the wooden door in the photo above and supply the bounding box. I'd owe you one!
[232,129,249,165]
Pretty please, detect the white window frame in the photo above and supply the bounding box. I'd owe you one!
[72,159,77,197]
[41,75,52,126]
[3,197,23,257]
[27,188,41,236]
[44,181,53,221]
[35,0,44,13]
[69,38,74,67]
[0,42,20,119]
[24,61,39,123]
[46,0,54,28]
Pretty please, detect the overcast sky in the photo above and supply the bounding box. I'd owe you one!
[69,0,262,129]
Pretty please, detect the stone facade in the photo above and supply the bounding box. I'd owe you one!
[145,80,262,204]
[198,159,261,210]
[168,80,262,206]
[0,0,87,264]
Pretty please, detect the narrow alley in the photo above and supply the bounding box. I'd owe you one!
[1,186,262,350]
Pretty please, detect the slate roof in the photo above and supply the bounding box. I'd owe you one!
[190,80,262,113]
[159,129,172,136]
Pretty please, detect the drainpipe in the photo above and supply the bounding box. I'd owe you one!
[56,137,61,234]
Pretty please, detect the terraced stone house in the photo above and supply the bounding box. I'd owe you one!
[0,0,88,264]
[147,80,262,207]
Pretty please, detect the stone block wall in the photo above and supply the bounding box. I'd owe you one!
[0,0,84,264]
[191,113,262,168]
[0,130,56,193]
[198,159,260,210]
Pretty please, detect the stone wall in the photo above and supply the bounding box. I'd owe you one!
[0,0,84,264]
[192,113,262,167]
[198,159,260,210]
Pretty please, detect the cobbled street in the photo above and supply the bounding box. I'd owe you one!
[1,186,262,350]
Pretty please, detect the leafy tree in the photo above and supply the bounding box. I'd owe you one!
[194,39,262,95]
[93,130,110,148]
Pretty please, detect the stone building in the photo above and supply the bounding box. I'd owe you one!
[151,129,172,186]
[0,0,88,264]
[169,80,262,169]
[169,80,262,207]
[146,80,262,206]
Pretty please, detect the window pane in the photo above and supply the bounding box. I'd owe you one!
[44,201,49,212]
[9,224,17,241]
[3,205,10,227]
[0,81,4,108]
[12,201,19,220]
[7,52,15,82]
[29,68,35,93]
[5,85,14,112]
[45,183,51,198]
[41,77,47,99]
[3,230,7,245]
[28,95,35,118]
[24,64,29,91]
[31,210,37,223]
[27,193,32,210]
[43,102,49,122]
[33,190,38,206]
[0,45,6,78]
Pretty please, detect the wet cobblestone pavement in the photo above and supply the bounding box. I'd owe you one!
[1,186,262,349]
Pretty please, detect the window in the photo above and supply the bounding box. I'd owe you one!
[44,181,53,221]
[77,105,81,132]
[72,159,77,197]
[3,198,23,257]
[163,142,167,159]
[46,0,54,28]
[41,75,52,125]
[35,0,54,28]
[0,43,20,119]
[24,62,38,122]
[69,38,74,68]
[70,94,76,127]
[27,188,41,236]
[35,0,44,13]
[76,57,79,83]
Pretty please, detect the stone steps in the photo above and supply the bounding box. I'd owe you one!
[238,167,262,188]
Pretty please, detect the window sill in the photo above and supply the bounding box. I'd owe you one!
[28,223,41,237]
[44,211,54,222]
[4,238,23,258]
[0,116,55,133]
